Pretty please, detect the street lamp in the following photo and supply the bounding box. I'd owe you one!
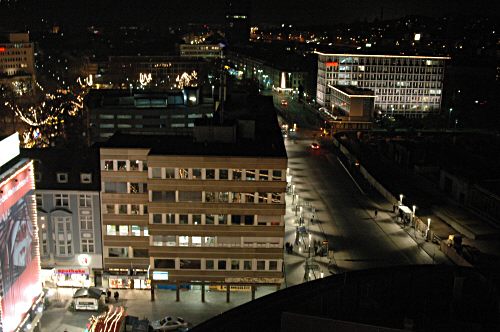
[426,218,431,241]
[399,194,404,205]
[448,108,453,128]
[412,205,417,226]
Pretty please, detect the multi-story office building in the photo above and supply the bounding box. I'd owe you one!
[21,148,103,288]
[0,133,44,332]
[99,96,287,292]
[179,44,222,59]
[85,89,215,143]
[316,52,450,117]
[0,32,35,96]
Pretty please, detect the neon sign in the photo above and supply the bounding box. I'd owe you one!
[139,73,152,86]
[326,62,338,67]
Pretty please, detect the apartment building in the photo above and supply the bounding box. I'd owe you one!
[21,148,103,288]
[99,97,287,291]
[316,52,450,117]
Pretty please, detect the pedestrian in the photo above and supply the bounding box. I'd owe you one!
[107,289,111,299]
[114,291,119,302]
[374,209,378,218]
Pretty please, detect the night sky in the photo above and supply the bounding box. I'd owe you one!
[0,0,499,27]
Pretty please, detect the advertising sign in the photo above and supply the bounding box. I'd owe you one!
[0,163,42,332]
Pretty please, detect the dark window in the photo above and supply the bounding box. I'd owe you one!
[218,260,227,270]
[134,249,149,258]
[154,259,175,269]
[180,259,201,269]
[244,215,254,225]
[231,215,241,225]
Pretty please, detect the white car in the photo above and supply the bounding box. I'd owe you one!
[150,316,188,331]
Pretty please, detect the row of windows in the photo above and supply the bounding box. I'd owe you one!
[152,258,281,271]
[326,73,442,81]
[37,193,94,208]
[149,213,281,226]
[102,160,285,181]
[39,217,95,256]
[106,225,148,236]
[98,123,196,129]
[151,235,281,248]
[326,65,443,74]
[322,56,444,66]
[149,191,284,204]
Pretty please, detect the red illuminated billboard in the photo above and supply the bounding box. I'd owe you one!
[0,162,42,332]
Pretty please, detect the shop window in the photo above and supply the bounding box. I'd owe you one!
[154,259,175,269]
[180,259,201,269]
[257,260,265,270]
[134,249,149,258]
[217,260,227,270]
[179,236,189,246]
[205,260,214,270]
[109,247,128,258]
[244,260,252,270]
[231,260,240,270]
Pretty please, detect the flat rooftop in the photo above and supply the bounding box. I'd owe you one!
[329,84,375,97]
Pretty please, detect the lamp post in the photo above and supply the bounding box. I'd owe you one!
[448,108,453,128]
[399,194,404,206]
[412,205,416,226]
[426,218,431,241]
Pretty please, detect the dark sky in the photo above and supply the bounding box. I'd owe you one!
[2,0,499,27]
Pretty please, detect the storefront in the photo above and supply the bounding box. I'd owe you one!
[107,275,150,289]
[54,267,90,288]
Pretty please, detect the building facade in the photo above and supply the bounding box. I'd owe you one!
[0,32,35,96]
[316,52,449,117]
[85,89,215,143]
[99,109,287,291]
[180,44,222,59]
[21,148,103,288]
[0,133,43,332]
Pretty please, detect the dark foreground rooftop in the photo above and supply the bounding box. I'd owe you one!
[192,265,500,332]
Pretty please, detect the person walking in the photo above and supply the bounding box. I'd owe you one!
[114,291,119,302]
[374,209,378,218]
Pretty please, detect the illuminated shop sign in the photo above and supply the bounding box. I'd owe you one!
[152,271,169,280]
[326,62,338,67]
[56,268,88,275]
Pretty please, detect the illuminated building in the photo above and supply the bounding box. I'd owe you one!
[85,89,214,143]
[180,44,222,59]
[0,133,44,332]
[98,96,286,294]
[316,52,450,117]
[0,32,35,96]
[92,56,207,90]
[20,148,103,288]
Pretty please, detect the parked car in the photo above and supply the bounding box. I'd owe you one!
[150,316,188,331]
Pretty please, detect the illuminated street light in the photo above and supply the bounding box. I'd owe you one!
[399,194,404,205]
